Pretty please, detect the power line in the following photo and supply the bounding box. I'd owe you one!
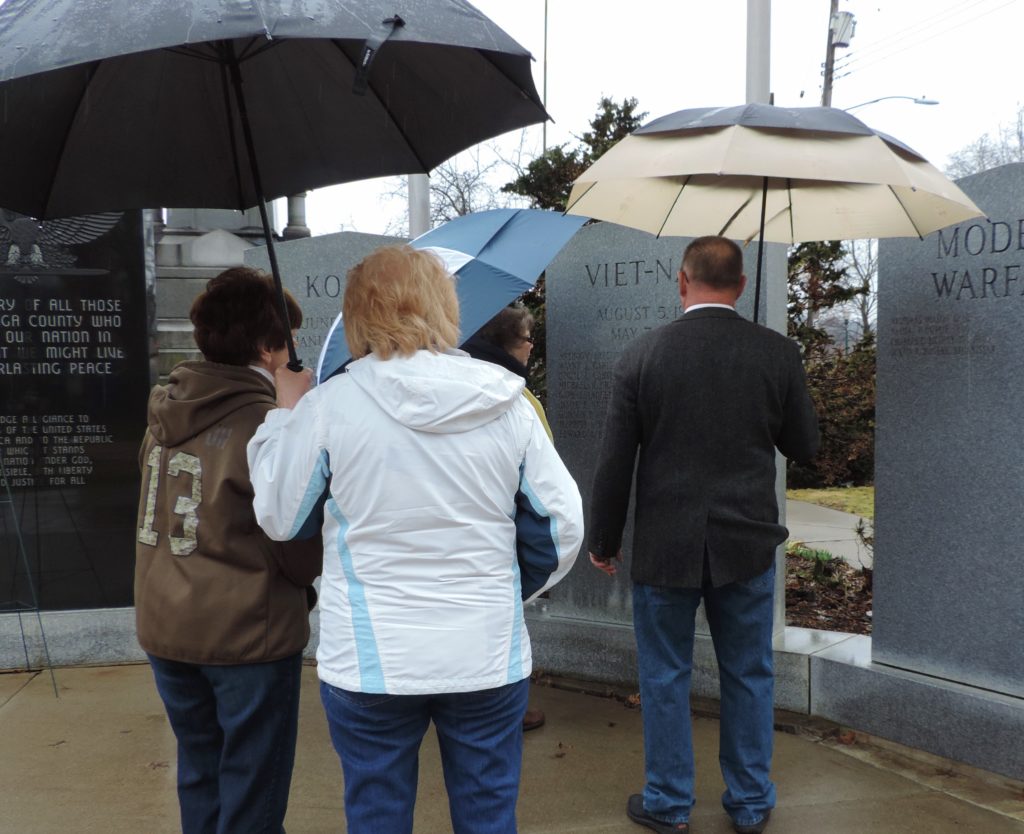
[832,0,1016,80]
[833,0,999,71]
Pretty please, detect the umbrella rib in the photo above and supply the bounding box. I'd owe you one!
[327,40,431,173]
[656,176,691,239]
[238,37,279,63]
[563,181,596,214]
[787,178,795,242]
[164,45,222,64]
[42,61,101,218]
[167,38,276,66]
[887,185,925,240]
[717,191,756,238]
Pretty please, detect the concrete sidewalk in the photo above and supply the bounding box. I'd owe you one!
[3,664,1023,833]
[786,499,872,570]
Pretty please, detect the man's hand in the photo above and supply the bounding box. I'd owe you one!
[589,550,622,576]
[274,366,314,409]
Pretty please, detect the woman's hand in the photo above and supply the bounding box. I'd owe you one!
[274,366,314,409]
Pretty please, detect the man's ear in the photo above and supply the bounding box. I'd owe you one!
[679,269,690,300]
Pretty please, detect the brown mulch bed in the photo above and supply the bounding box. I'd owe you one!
[784,552,873,635]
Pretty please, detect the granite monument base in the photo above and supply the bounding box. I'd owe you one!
[4,609,1022,780]
[524,614,1024,782]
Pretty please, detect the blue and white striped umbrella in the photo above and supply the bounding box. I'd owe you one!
[316,208,588,383]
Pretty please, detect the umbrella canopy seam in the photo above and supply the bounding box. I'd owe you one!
[466,210,525,257]
[43,62,100,220]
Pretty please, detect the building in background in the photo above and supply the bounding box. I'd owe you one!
[150,196,309,382]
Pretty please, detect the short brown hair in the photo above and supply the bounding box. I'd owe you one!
[343,245,460,360]
[190,266,302,366]
[475,304,534,353]
[682,236,744,291]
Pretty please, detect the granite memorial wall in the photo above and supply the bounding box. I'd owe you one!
[875,162,1024,698]
[0,209,150,610]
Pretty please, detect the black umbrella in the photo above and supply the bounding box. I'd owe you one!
[0,0,548,367]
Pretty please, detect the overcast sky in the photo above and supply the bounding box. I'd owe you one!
[302,0,1021,236]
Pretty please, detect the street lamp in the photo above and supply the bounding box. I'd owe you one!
[843,96,939,112]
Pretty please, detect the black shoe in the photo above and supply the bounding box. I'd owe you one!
[626,794,689,833]
[733,809,771,833]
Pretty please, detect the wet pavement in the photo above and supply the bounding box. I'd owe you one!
[3,663,1023,833]
[786,499,872,570]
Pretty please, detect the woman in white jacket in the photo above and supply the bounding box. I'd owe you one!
[247,245,584,834]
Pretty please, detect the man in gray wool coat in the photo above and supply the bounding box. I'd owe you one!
[588,235,820,834]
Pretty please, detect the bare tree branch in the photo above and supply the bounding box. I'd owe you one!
[945,103,1024,178]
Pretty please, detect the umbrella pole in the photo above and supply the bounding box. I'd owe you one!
[753,177,768,325]
[225,45,303,372]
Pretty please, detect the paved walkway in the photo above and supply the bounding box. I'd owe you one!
[786,499,872,569]
[3,664,1023,833]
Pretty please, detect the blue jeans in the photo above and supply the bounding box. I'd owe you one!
[147,652,303,834]
[632,565,777,828]
[320,677,529,834]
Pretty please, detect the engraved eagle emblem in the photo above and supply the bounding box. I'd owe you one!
[0,210,123,274]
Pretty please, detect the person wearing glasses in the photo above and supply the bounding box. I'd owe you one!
[463,303,553,733]
[463,303,551,441]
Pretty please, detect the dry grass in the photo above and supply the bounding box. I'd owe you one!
[787,486,874,520]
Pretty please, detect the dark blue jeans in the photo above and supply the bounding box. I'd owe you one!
[320,677,529,834]
[147,652,303,834]
[632,565,777,828]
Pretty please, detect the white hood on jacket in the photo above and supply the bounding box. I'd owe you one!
[345,350,525,434]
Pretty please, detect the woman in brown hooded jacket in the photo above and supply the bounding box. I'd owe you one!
[134,267,321,834]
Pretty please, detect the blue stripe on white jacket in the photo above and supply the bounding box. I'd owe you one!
[247,349,583,695]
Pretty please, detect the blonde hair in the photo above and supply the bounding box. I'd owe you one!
[343,245,460,360]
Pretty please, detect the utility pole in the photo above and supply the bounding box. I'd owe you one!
[746,0,771,105]
[821,0,839,106]
[542,0,548,151]
[409,174,430,237]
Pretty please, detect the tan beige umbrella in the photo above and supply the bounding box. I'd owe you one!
[565,104,984,321]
